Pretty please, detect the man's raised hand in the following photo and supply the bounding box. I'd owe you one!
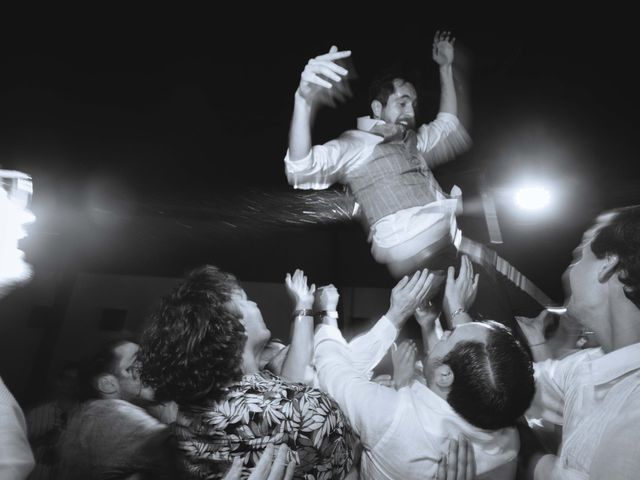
[391,340,418,390]
[285,269,316,311]
[296,46,351,105]
[386,269,435,329]
[432,30,455,67]
[443,256,479,326]
[314,284,340,312]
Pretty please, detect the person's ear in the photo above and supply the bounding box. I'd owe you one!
[434,364,454,390]
[598,254,620,283]
[371,100,383,119]
[95,373,120,398]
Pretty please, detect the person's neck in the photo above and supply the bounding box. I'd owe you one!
[242,341,267,375]
[603,294,640,352]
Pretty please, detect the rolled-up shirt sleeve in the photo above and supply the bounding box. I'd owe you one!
[314,324,397,450]
[417,112,472,167]
[284,133,363,190]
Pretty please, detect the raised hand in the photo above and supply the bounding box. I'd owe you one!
[223,444,296,480]
[391,340,417,389]
[285,269,316,311]
[296,46,351,105]
[432,30,455,67]
[386,269,436,329]
[443,256,479,325]
[515,309,550,347]
[314,284,340,311]
[415,300,441,331]
[434,436,476,480]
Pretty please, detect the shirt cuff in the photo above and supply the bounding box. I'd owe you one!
[284,149,314,173]
[435,111,460,126]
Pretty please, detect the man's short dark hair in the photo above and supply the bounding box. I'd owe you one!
[368,73,402,107]
[442,321,535,430]
[591,205,640,309]
[79,338,136,401]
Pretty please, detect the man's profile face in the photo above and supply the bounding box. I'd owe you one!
[113,342,156,404]
[0,180,35,298]
[562,213,616,337]
[378,79,418,130]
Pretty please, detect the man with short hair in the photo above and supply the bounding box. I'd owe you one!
[314,259,535,479]
[520,205,640,479]
[285,31,467,279]
[284,32,547,337]
[0,169,36,480]
[80,340,156,406]
[57,339,178,479]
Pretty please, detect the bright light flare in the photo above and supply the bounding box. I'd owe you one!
[515,186,551,211]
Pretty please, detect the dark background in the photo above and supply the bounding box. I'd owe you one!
[2,9,639,304]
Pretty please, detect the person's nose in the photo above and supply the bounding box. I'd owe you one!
[404,104,415,118]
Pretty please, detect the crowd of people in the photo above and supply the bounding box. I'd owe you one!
[1,31,640,480]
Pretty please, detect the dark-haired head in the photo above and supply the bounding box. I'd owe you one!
[80,336,156,405]
[590,206,640,309]
[424,321,535,430]
[137,265,259,405]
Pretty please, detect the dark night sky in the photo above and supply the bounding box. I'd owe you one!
[2,10,639,303]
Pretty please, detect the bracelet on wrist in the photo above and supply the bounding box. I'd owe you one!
[529,340,547,347]
[451,307,466,319]
[315,310,339,319]
[292,309,314,319]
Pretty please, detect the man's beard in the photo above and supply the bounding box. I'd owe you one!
[395,117,416,131]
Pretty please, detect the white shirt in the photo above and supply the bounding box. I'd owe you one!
[533,343,640,479]
[284,114,466,262]
[0,377,35,480]
[314,318,519,480]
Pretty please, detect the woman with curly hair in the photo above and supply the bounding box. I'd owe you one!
[137,265,356,480]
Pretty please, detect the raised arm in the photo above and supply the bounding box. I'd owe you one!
[347,269,436,375]
[442,255,479,328]
[280,269,316,383]
[432,30,456,116]
[288,46,351,162]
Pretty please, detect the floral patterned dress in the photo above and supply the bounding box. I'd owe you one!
[173,370,356,480]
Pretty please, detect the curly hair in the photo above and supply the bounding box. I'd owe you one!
[137,265,247,405]
[442,321,535,430]
[591,205,640,309]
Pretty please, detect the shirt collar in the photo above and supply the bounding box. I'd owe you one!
[591,342,640,385]
[357,116,385,132]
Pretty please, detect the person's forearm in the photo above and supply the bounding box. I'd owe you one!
[420,324,439,354]
[348,315,398,375]
[438,65,456,116]
[288,92,314,162]
[281,314,314,383]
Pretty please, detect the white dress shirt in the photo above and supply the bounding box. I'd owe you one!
[0,377,35,480]
[533,343,640,479]
[284,114,464,263]
[314,318,519,480]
